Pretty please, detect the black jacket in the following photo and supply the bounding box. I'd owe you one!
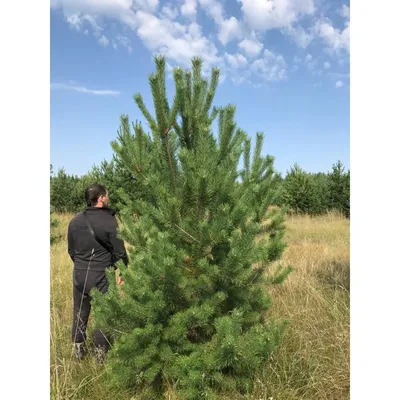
[67,207,128,271]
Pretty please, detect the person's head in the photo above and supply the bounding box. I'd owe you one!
[84,184,109,208]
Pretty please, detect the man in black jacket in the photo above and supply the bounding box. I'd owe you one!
[67,184,128,363]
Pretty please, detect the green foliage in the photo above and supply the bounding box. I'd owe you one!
[91,56,291,399]
[276,163,350,217]
[327,161,350,218]
[50,233,62,245]
[50,167,86,212]
[280,164,321,215]
[311,172,330,214]
[50,216,61,245]
[50,164,110,213]
[50,217,59,228]
[50,160,350,219]
[87,128,154,214]
[87,160,129,212]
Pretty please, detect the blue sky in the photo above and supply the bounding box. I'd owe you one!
[50,0,350,177]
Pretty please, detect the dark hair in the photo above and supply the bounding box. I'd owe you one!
[84,184,107,206]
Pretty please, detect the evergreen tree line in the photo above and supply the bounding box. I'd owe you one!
[51,159,350,218]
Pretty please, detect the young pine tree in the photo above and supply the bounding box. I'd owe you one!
[92,56,293,399]
[311,172,330,214]
[327,161,350,218]
[50,167,84,212]
[281,163,321,215]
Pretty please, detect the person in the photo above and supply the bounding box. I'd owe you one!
[67,184,128,363]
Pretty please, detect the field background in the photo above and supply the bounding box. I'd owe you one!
[50,212,350,400]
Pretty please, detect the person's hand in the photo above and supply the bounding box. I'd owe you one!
[117,275,125,285]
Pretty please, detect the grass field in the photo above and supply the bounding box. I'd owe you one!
[50,212,350,400]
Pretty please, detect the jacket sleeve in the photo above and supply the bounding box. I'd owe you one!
[108,217,129,266]
[67,222,75,262]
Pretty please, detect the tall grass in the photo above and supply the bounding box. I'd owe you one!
[50,212,349,399]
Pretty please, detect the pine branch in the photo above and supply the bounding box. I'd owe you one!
[191,58,203,148]
[148,61,179,192]
[161,125,178,192]
[209,106,219,124]
[154,56,170,116]
[175,70,192,149]
[202,68,220,116]
[133,121,147,170]
[169,68,185,127]
[218,105,237,163]
[133,93,158,141]
[174,223,200,244]
[250,132,264,179]
[149,73,168,134]
[192,58,202,110]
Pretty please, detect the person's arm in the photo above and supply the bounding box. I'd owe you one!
[67,222,75,262]
[108,217,129,267]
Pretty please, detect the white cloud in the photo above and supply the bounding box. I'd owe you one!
[292,53,329,77]
[162,4,179,20]
[53,0,338,85]
[250,49,286,81]
[54,1,235,77]
[304,53,318,74]
[338,4,350,20]
[219,72,227,84]
[51,82,120,96]
[225,52,248,69]
[223,48,286,85]
[112,34,133,52]
[64,12,123,49]
[218,17,241,45]
[64,12,103,34]
[231,75,249,85]
[51,0,137,27]
[52,0,223,70]
[314,18,349,55]
[64,12,82,30]
[238,37,263,57]
[293,55,302,64]
[98,35,109,47]
[198,0,242,45]
[285,24,314,48]
[135,11,221,71]
[198,0,222,20]
[181,0,197,18]
[134,0,159,12]
[335,80,344,88]
[240,0,315,31]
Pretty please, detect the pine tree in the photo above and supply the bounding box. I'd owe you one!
[311,172,330,214]
[281,163,320,215]
[50,167,84,212]
[92,56,293,399]
[327,161,350,218]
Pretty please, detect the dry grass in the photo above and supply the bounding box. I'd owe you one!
[50,212,349,400]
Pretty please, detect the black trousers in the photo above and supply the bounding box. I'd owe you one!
[72,269,111,348]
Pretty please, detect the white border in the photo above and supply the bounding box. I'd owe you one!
[2,0,399,398]
[350,0,400,398]
[0,0,49,398]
